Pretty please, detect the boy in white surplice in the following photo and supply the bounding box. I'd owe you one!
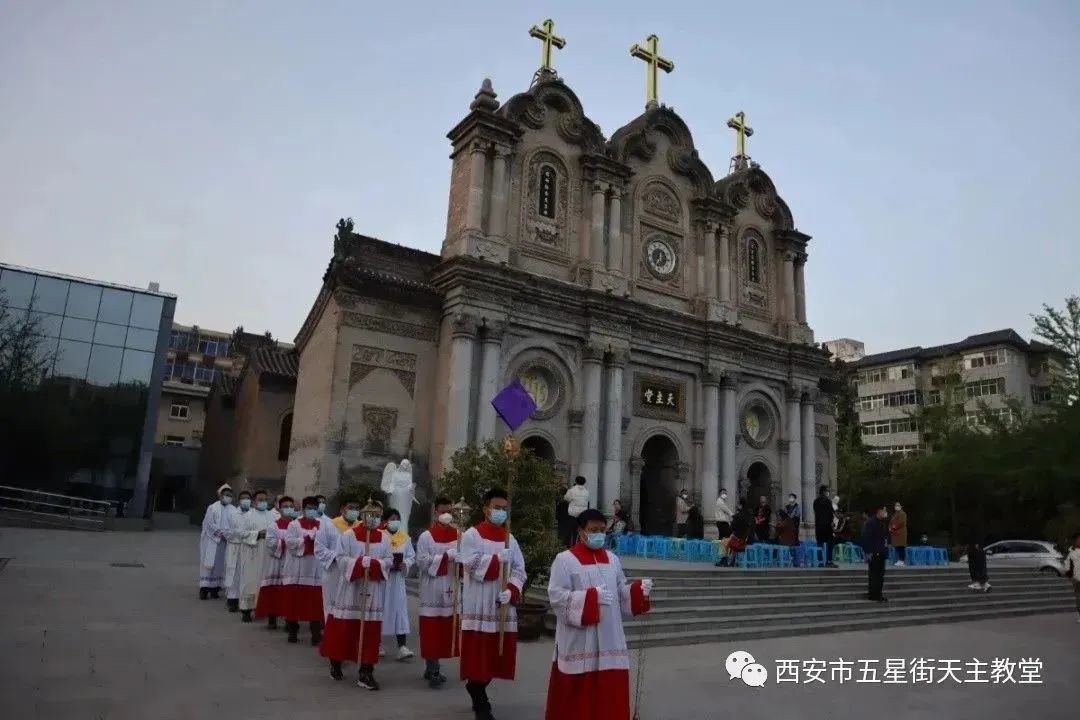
[545,508,653,720]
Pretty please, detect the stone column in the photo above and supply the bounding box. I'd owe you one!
[800,392,816,524]
[794,257,807,324]
[718,225,732,304]
[719,374,738,496]
[784,385,802,503]
[782,251,797,322]
[590,181,606,267]
[443,313,478,470]
[465,143,488,232]
[475,321,504,443]
[627,457,645,527]
[703,223,718,300]
[600,350,626,511]
[489,147,510,239]
[606,188,623,273]
[701,373,720,537]
[579,345,604,503]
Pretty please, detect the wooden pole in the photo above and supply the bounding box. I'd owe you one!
[449,497,470,658]
[356,498,379,666]
[498,436,517,656]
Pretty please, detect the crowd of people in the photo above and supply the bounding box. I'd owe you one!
[198,483,654,720]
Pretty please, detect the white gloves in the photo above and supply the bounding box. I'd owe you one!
[446,548,458,562]
[596,585,615,606]
[497,589,512,605]
[361,556,373,569]
[497,549,510,564]
[641,578,653,597]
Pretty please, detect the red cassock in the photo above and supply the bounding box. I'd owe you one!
[544,544,650,720]
[282,517,324,623]
[416,523,461,660]
[253,517,291,619]
[458,522,526,683]
[318,527,390,666]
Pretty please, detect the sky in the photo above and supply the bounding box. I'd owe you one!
[1,1,1078,354]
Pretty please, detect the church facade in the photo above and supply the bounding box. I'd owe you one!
[284,68,835,535]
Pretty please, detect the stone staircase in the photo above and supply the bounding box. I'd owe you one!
[622,566,1075,648]
[407,565,1075,649]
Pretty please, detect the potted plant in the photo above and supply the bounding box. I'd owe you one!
[439,439,564,640]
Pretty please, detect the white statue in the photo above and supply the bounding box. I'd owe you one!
[381,459,417,531]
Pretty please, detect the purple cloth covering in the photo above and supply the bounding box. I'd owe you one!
[491,379,538,431]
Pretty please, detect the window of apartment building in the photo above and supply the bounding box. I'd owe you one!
[964,377,1005,400]
[164,435,185,447]
[170,403,189,420]
[965,408,1016,427]
[1031,385,1053,404]
[861,418,920,436]
[887,364,914,381]
[927,389,941,406]
[965,349,1007,370]
[857,389,919,411]
[868,444,923,457]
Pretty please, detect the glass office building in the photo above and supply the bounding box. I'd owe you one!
[0,262,175,516]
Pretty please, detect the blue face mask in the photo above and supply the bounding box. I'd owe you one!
[387,520,401,533]
[304,508,318,520]
[239,498,251,511]
[489,509,508,526]
[365,516,380,530]
[317,502,326,516]
[280,507,295,519]
[344,509,360,523]
[585,532,606,550]
[221,495,233,506]
[256,500,268,512]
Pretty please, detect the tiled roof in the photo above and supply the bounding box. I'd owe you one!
[252,347,299,380]
[216,371,237,399]
[852,329,1054,368]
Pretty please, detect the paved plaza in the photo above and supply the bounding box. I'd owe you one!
[0,526,1076,720]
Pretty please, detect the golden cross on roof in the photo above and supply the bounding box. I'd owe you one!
[727,111,754,160]
[630,34,674,109]
[529,18,566,71]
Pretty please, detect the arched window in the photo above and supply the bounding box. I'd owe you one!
[538,165,557,219]
[278,412,293,462]
[747,238,761,284]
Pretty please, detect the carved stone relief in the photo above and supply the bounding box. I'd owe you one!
[341,312,437,342]
[348,345,418,398]
[361,405,398,455]
[642,182,681,224]
[520,149,573,256]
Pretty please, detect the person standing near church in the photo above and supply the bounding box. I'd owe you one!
[675,489,691,537]
[753,495,771,543]
[814,485,838,568]
[563,476,590,546]
[316,497,362,622]
[861,504,889,602]
[255,495,295,629]
[714,488,733,539]
[315,494,328,519]
[545,509,653,720]
[320,501,392,690]
[237,490,274,622]
[282,496,324,645]
[416,496,459,688]
[890,501,908,567]
[223,489,250,612]
[784,493,801,527]
[379,506,416,661]
[460,488,526,720]
[199,483,234,600]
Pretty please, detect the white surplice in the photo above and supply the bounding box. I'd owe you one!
[237,508,274,611]
[198,500,229,589]
[381,531,415,637]
[223,505,245,600]
[315,516,358,622]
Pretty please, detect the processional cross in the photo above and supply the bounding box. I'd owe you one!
[629,34,674,109]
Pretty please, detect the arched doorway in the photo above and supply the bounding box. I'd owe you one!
[746,461,772,506]
[639,435,679,536]
[521,435,555,462]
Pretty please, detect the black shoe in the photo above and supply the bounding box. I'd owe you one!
[210,589,221,599]
[329,661,343,681]
[227,598,239,613]
[241,610,252,623]
[267,617,278,630]
[357,670,380,691]
[876,596,889,603]
[286,621,299,644]
[199,588,209,600]
[827,563,839,568]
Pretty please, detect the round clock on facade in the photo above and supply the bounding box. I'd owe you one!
[645,238,677,278]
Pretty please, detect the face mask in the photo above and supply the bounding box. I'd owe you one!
[304,508,318,520]
[894,506,901,512]
[720,494,727,500]
[256,500,268,512]
[280,507,294,519]
[489,508,508,526]
[221,495,233,506]
[344,509,360,523]
[584,532,606,550]
[365,516,380,529]
[387,520,401,533]
[317,502,326,516]
[437,513,453,525]
[239,498,251,511]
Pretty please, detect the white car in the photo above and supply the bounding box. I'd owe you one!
[960,540,1065,576]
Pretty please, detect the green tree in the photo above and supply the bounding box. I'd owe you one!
[1031,295,1080,405]
[439,440,564,595]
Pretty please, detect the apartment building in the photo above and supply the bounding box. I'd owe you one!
[849,330,1060,456]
